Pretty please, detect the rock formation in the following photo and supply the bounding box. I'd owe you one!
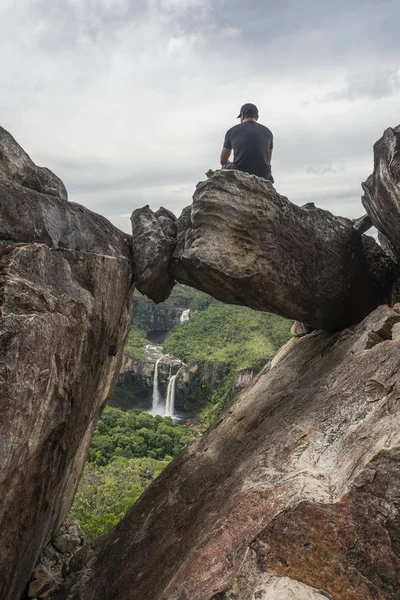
[49,303,400,600]
[132,166,397,331]
[0,130,134,600]
[362,125,400,260]
[0,127,68,202]
[2,124,400,600]
[27,521,83,598]
[131,206,177,303]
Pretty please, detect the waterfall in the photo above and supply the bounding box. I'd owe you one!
[152,358,162,414]
[180,309,190,324]
[165,374,177,418]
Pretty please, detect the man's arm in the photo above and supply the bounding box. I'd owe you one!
[220,147,231,165]
[268,133,273,164]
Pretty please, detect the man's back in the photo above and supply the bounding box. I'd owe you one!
[223,121,273,179]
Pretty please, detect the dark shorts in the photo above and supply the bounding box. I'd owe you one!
[221,163,274,183]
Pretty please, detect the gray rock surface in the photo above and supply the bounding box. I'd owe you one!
[27,521,83,598]
[0,126,68,201]
[0,179,132,257]
[3,123,400,600]
[0,129,134,600]
[362,124,400,260]
[131,170,396,331]
[48,304,400,600]
[131,205,176,303]
[171,170,395,331]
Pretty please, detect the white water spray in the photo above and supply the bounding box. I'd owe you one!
[152,358,162,414]
[180,309,190,324]
[165,374,177,418]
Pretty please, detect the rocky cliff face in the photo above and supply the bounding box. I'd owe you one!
[50,304,400,600]
[48,124,400,600]
[132,167,397,332]
[119,343,184,411]
[2,124,400,600]
[112,342,227,416]
[133,290,193,336]
[0,129,134,600]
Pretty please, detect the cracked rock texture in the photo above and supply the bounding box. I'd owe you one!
[362,125,400,260]
[0,131,134,600]
[131,205,176,303]
[49,304,400,600]
[3,124,400,600]
[132,169,395,331]
[0,126,68,201]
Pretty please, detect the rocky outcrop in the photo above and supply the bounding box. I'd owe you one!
[133,289,195,337]
[362,125,400,260]
[3,123,400,600]
[131,206,176,303]
[233,368,258,391]
[49,303,400,600]
[27,521,83,598]
[131,167,397,331]
[0,130,134,600]
[0,126,68,202]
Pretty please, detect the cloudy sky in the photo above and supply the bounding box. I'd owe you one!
[1,0,399,232]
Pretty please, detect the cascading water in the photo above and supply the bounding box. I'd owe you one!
[165,374,177,418]
[180,309,190,324]
[152,358,162,414]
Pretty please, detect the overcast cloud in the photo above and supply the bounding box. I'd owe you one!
[1,0,399,232]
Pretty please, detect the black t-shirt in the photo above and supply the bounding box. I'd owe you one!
[223,121,273,179]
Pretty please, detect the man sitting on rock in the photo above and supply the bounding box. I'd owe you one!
[220,103,274,182]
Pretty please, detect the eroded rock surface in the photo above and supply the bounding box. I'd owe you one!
[27,521,83,598]
[132,169,396,331]
[362,125,400,260]
[0,126,68,201]
[49,304,400,600]
[0,131,134,600]
[131,205,176,302]
[3,123,400,600]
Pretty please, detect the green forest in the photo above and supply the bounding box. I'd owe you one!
[71,406,198,539]
[88,406,197,466]
[164,300,291,369]
[70,457,168,540]
[164,297,292,425]
[71,286,292,540]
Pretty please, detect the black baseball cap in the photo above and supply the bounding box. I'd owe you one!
[237,103,258,118]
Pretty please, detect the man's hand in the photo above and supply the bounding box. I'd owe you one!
[220,147,231,165]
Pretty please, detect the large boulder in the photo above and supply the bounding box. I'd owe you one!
[0,129,134,600]
[132,170,396,331]
[131,205,176,303]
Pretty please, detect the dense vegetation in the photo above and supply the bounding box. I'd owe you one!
[88,406,197,465]
[70,457,168,540]
[160,284,212,311]
[124,328,147,360]
[70,406,198,538]
[113,288,292,423]
[164,300,292,425]
[72,287,292,539]
[164,301,291,371]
